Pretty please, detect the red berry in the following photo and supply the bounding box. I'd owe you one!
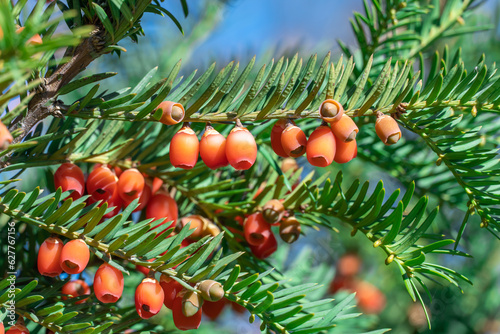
[270,119,289,158]
[152,177,163,194]
[102,185,123,218]
[225,124,257,170]
[334,136,357,164]
[249,232,277,259]
[61,279,90,304]
[5,324,29,334]
[93,263,124,303]
[170,124,199,169]
[306,125,336,167]
[146,193,178,231]
[172,291,202,331]
[130,181,152,212]
[200,126,228,170]
[60,239,89,274]
[135,278,165,319]
[160,274,184,309]
[117,168,144,203]
[230,301,246,314]
[281,123,307,157]
[37,236,63,277]
[87,166,118,203]
[375,113,401,145]
[203,298,227,320]
[330,114,358,142]
[244,212,272,246]
[54,163,85,201]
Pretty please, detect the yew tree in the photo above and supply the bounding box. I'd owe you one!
[0,0,499,333]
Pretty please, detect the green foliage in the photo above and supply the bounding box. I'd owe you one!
[1,0,499,332]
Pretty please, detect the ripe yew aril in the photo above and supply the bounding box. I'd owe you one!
[102,185,123,218]
[270,119,290,157]
[54,163,85,201]
[281,122,307,158]
[135,278,165,319]
[160,274,183,309]
[127,181,151,212]
[319,99,344,123]
[330,114,359,142]
[249,230,277,259]
[355,281,386,314]
[306,125,336,167]
[200,125,228,170]
[61,279,90,304]
[170,124,199,169]
[93,263,124,303]
[281,157,299,174]
[117,168,145,203]
[37,236,63,277]
[375,112,401,145]
[5,324,29,334]
[172,290,202,331]
[60,239,90,274]
[337,253,361,277]
[146,193,178,231]
[152,177,163,194]
[156,101,185,125]
[333,135,357,164]
[244,212,273,246]
[202,298,227,321]
[225,123,257,170]
[87,166,118,203]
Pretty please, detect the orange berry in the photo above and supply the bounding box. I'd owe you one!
[225,124,257,170]
[152,177,163,194]
[306,125,336,167]
[16,26,42,45]
[61,279,90,304]
[375,113,401,145]
[54,163,85,201]
[319,99,344,123]
[172,291,202,331]
[328,275,356,294]
[281,122,307,158]
[249,232,277,259]
[156,101,185,125]
[0,120,13,150]
[0,322,3,334]
[200,125,228,170]
[87,166,118,203]
[37,236,63,277]
[270,119,289,157]
[130,181,151,212]
[117,168,145,202]
[330,114,358,142]
[160,274,183,309]
[135,278,165,319]
[5,324,29,334]
[281,157,299,174]
[93,263,124,303]
[178,215,208,240]
[337,253,361,277]
[244,212,272,246]
[146,193,178,230]
[333,135,357,164]
[202,298,227,321]
[170,124,199,169]
[60,239,89,274]
[355,281,386,314]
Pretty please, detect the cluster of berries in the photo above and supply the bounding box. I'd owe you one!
[328,252,386,314]
[155,102,257,171]
[231,199,301,259]
[54,163,178,230]
[271,99,402,167]
[36,232,226,330]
